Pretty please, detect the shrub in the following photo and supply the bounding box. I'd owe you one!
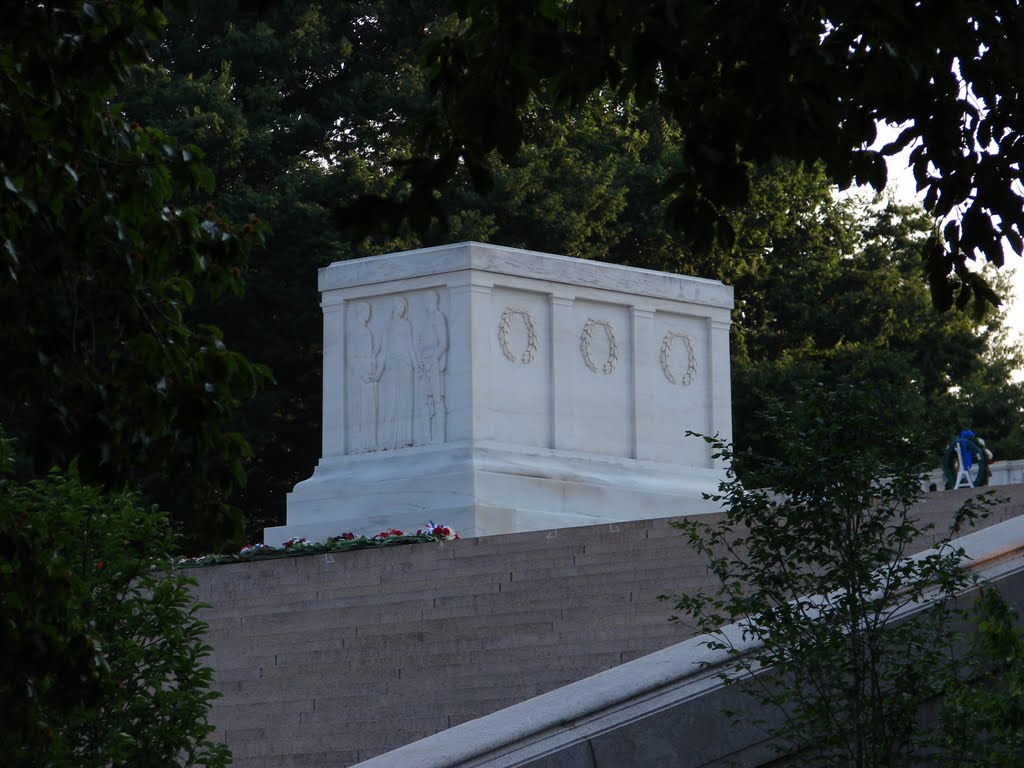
[0,434,228,767]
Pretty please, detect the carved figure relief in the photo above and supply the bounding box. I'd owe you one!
[347,291,451,454]
[380,296,416,449]
[579,318,618,374]
[660,330,697,386]
[498,307,538,364]
[414,290,449,444]
[350,302,382,452]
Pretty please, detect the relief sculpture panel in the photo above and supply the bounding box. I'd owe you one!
[350,301,382,452]
[346,290,449,453]
[490,291,552,448]
[414,290,448,444]
[380,296,416,450]
[571,302,631,458]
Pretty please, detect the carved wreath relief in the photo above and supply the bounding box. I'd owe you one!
[660,330,697,386]
[497,307,539,365]
[579,318,618,374]
[493,306,699,386]
[348,290,449,453]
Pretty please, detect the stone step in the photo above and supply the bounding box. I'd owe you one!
[429,582,634,610]
[205,582,655,634]
[208,614,573,663]
[207,629,492,672]
[290,684,544,724]
[206,627,357,654]
[203,599,681,673]
[557,600,677,620]
[214,643,622,692]
[447,544,585,569]
[213,655,617,710]
[342,565,513,592]
[227,751,358,768]
[222,719,445,758]
[450,534,589,556]
[573,540,692,562]
[197,573,696,630]
[193,544,459,594]
[495,568,700,597]
[212,676,391,701]
[195,540,696,615]
[205,592,433,623]
[208,626,680,690]
[404,651,624,682]
[504,551,705,581]
[210,699,312,729]
[296,694,526,726]
[205,563,682,619]
[351,606,566,638]
[207,633,484,671]
[207,564,522,613]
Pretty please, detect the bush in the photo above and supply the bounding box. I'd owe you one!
[0,436,229,767]
[668,378,999,766]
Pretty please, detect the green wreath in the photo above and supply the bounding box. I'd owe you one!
[942,436,990,489]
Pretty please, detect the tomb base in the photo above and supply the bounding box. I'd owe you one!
[265,441,726,545]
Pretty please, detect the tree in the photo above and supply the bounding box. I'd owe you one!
[723,162,1024,466]
[117,1,443,537]
[947,326,1024,462]
[939,587,1024,767]
[0,436,107,764]
[668,379,1001,766]
[355,0,1024,313]
[117,1,703,536]
[0,1,269,549]
[120,3,1024,538]
[0,431,229,768]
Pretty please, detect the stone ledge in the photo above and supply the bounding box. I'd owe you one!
[318,242,734,310]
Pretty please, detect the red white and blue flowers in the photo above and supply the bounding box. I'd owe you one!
[417,520,458,539]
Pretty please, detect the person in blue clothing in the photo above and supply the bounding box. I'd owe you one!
[958,429,977,470]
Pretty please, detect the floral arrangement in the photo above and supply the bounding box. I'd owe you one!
[178,521,460,567]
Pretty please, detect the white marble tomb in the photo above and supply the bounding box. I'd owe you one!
[264,242,733,545]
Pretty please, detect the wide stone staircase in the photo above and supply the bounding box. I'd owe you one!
[193,487,1024,767]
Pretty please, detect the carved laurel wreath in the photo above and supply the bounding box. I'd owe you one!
[660,330,697,386]
[579,318,618,374]
[497,307,538,364]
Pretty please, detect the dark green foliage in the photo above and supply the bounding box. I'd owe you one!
[0,431,228,767]
[0,436,107,764]
[119,1,439,538]
[949,331,1024,464]
[721,162,1024,468]
[940,588,1024,767]
[669,379,998,766]
[181,526,460,567]
[367,0,1024,312]
[117,2,695,536]
[0,1,269,551]
[120,3,1024,542]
